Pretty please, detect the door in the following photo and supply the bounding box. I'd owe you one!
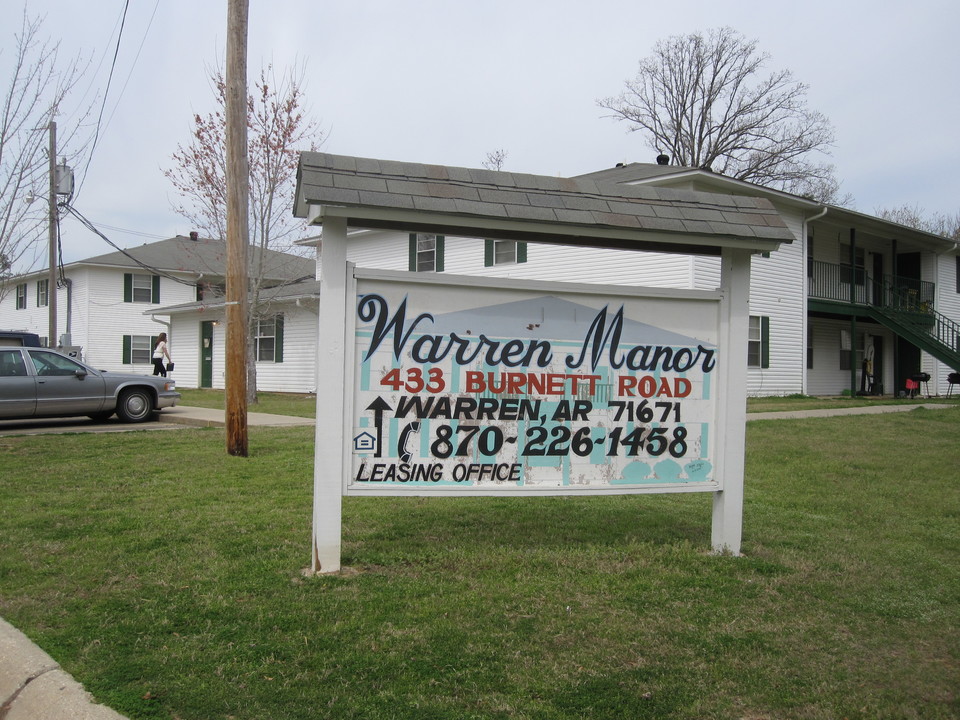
[201,321,215,388]
[28,349,107,416]
[0,349,36,417]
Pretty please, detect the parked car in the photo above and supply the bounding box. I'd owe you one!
[0,347,180,423]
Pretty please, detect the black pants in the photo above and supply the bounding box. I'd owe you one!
[152,358,166,377]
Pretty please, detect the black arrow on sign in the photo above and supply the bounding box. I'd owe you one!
[366,397,392,458]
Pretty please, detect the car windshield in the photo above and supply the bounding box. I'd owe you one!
[28,350,86,376]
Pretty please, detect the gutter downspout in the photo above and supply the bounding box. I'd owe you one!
[801,206,829,395]
[64,278,72,341]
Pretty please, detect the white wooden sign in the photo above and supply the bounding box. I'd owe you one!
[347,271,722,495]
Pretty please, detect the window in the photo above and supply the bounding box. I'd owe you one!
[956,256,959,293]
[28,349,85,376]
[255,315,284,362]
[839,244,865,285]
[15,283,27,310]
[747,315,770,368]
[839,329,864,371]
[36,279,48,307]
[484,239,528,267]
[408,233,444,272]
[122,335,158,364]
[0,350,27,377]
[196,282,225,301]
[123,273,160,303]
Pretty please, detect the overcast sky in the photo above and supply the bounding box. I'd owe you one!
[6,0,960,265]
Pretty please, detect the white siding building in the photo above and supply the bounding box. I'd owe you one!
[297,155,959,398]
[0,235,314,392]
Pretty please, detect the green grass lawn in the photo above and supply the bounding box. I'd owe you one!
[1,408,957,719]
[175,388,318,417]
[174,387,957,419]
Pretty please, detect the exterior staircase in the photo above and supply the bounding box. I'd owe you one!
[809,261,960,372]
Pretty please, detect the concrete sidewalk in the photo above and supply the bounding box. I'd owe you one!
[161,404,315,427]
[160,401,954,428]
[0,617,127,720]
[746,401,953,421]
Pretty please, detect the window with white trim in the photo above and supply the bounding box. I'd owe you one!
[15,283,27,310]
[122,334,157,364]
[255,315,284,362]
[123,273,160,303]
[36,279,48,307]
[484,239,528,267]
[748,315,770,368]
[408,233,444,272]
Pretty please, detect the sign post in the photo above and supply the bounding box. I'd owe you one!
[312,216,348,573]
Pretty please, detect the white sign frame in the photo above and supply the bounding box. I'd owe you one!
[313,217,751,571]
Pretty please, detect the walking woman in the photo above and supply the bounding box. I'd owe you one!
[152,333,172,377]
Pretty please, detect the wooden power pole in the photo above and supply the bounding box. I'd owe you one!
[48,121,57,347]
[224,0,250,456]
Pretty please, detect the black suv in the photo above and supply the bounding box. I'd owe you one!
[0,331,42,347]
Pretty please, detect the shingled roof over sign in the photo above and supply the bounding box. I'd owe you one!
[294,152,794,256]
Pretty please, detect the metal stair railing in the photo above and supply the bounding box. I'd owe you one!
[872,280,960,371]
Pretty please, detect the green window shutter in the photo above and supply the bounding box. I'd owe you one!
[123,273,133,303]
[408,233,417,271]
[152,275,161,303]
[517,241,528,264]
[435,236,445,273]
[484,239,494,267]
[122,335,132,364]
[274,314,284,363]
[761,316,771,369]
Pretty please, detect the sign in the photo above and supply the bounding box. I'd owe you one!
[347,273,722,495]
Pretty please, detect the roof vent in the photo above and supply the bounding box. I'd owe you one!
[656,153,670,166]
[189,231,199,241]
[615,162,625,168]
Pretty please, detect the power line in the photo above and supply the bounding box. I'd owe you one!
[62,203,198,288]
[104,0,161,132]
[74,0,131,201]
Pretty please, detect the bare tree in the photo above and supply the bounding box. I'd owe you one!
[165,63,324,400]
[598,27,841,201]
[482,148,508,171]
[0,11,91,293]
[876,204,960,240]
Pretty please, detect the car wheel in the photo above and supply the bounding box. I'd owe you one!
[116,388,154,423]
[88,411,115,422]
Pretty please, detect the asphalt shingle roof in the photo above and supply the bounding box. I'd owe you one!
[295,152,794,254]
[80,235,315,282]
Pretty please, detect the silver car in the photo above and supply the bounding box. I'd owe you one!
[0,347,180,423]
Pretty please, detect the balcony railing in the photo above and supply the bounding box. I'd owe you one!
[808,260,935,310]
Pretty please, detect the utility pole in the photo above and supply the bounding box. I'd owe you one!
[48,121,57,347]
[224,0,250,456]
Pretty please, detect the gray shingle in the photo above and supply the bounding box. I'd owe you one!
[552,208,596,225]
[455,198,507,217]
[413,195,459,213]
[637,216,687,233]
[333,174,388,192]
[294,152,793,247]
[359,190,415,209]
[561,195,611,213]
[478,188,529,205]
[506,204,558,222]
